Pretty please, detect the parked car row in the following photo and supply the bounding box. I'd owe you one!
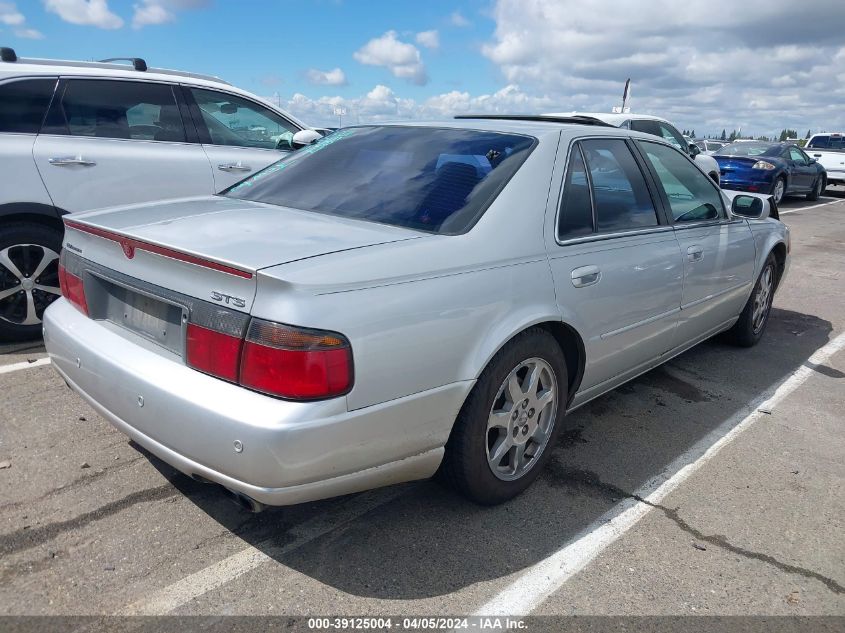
[2,50,792,509]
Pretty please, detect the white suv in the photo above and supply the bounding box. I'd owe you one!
[0,47,320,341]
[545,112,721,185]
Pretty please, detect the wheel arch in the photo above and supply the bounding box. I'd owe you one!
[0,203,66,234]
[469,316,586,407]
[771,241,787,288]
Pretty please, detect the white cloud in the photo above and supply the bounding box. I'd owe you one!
[0,2,24,25]
[479,0,845,136]
[353,30,428,85]
[44,0,124,29]
[131,0,208,29]
[305,67,348,86]
[1,2,44,39]
[277,83,552,128]
[15,27,45,39]
[415,29,439,50]
[449,11,470,27]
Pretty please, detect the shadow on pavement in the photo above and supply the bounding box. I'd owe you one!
[140,307,832,600]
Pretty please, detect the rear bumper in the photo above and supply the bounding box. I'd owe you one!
[720,177,775,194]
[44,299,469,506]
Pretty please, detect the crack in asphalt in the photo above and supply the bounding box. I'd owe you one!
[544,462,845,595]
[0,484,181,558]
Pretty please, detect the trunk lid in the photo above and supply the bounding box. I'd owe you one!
[64,195,423,314]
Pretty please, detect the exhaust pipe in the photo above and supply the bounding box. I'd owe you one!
[223,487,266,513]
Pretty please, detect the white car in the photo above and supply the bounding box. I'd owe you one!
[805,133,845,188]
[546,112,721,184]
[0,46,321,340]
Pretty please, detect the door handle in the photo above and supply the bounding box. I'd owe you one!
[218,162,252,172]
[48,156,96,167]
[570,265,601,288]
[687,246,703,262]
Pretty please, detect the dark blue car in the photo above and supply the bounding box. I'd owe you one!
[715,142,827,204]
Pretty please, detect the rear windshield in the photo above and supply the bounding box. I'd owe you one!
[807,135,845,150]
[225,126,536,234]
[715,143,779,157]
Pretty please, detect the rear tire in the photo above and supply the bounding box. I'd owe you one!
[726,253,777,347]
[0,222,63,342]
[771,177,786,205]
[438,328,568,505]
[806,175,824,201]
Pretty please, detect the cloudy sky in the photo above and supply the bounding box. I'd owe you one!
[3,0,844,136]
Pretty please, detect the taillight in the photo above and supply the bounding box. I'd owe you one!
[186,323,243,382]
[58,257,89,315]
[239,319,353,400]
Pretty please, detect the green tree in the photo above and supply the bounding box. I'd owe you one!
[720,129,727,141]
[805,129,811,139]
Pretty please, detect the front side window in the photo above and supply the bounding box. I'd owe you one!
[57,80,185,142]
[640,141,723,223]
[580,139,659,232]
[0,78,57,134]
[191,88,298,150]
[226,126,535,234]
[788,147,807,164]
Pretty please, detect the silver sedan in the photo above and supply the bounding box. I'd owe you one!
[43,117,790,510]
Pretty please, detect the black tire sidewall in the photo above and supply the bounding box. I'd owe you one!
[444,328,568,505]
[0,222,63,342]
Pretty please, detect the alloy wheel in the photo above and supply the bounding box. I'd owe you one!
[752,263,774,334]
[0,244,62,326]
[773,179,785,204]
[486,357,558,481]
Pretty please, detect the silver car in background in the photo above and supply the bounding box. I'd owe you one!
[43,116,790,510]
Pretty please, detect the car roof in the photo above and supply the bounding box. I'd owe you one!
[0,55,311,130]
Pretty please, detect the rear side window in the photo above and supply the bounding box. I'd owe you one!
[227,126,535,234]
[558,145,594,237]
[640,141,723,223]
[52,80,186,142]
[580,139,659,232]
[0,78,56,134]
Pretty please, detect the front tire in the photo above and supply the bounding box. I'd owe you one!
[438,328,568,505]
[0,222,63,342]
[726,253,777,347]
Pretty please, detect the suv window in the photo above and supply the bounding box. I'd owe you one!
[630,119,687,153]
[190,88,299,150]
[558,144,594,238]
[808,135,845,150]
[55,80,185,142]
[640,141,723,223]
[0,78,57,134]
[580,139,659,232]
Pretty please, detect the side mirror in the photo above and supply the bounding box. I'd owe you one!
[808,157,817,165]
[731,194,765,219]
[291,129,323,149]
[688,142,701,157]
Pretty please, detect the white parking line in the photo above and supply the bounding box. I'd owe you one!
[474,331,845,617]
[780,198,841,214]
[0,357,51,374]
[119,486,406,615]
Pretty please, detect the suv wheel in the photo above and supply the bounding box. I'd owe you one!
[0,223,63,341]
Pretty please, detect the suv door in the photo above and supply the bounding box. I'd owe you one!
[184,87,301,190]
[32,78,214,213]
[546,137,684,402]
[637,140,755,343]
